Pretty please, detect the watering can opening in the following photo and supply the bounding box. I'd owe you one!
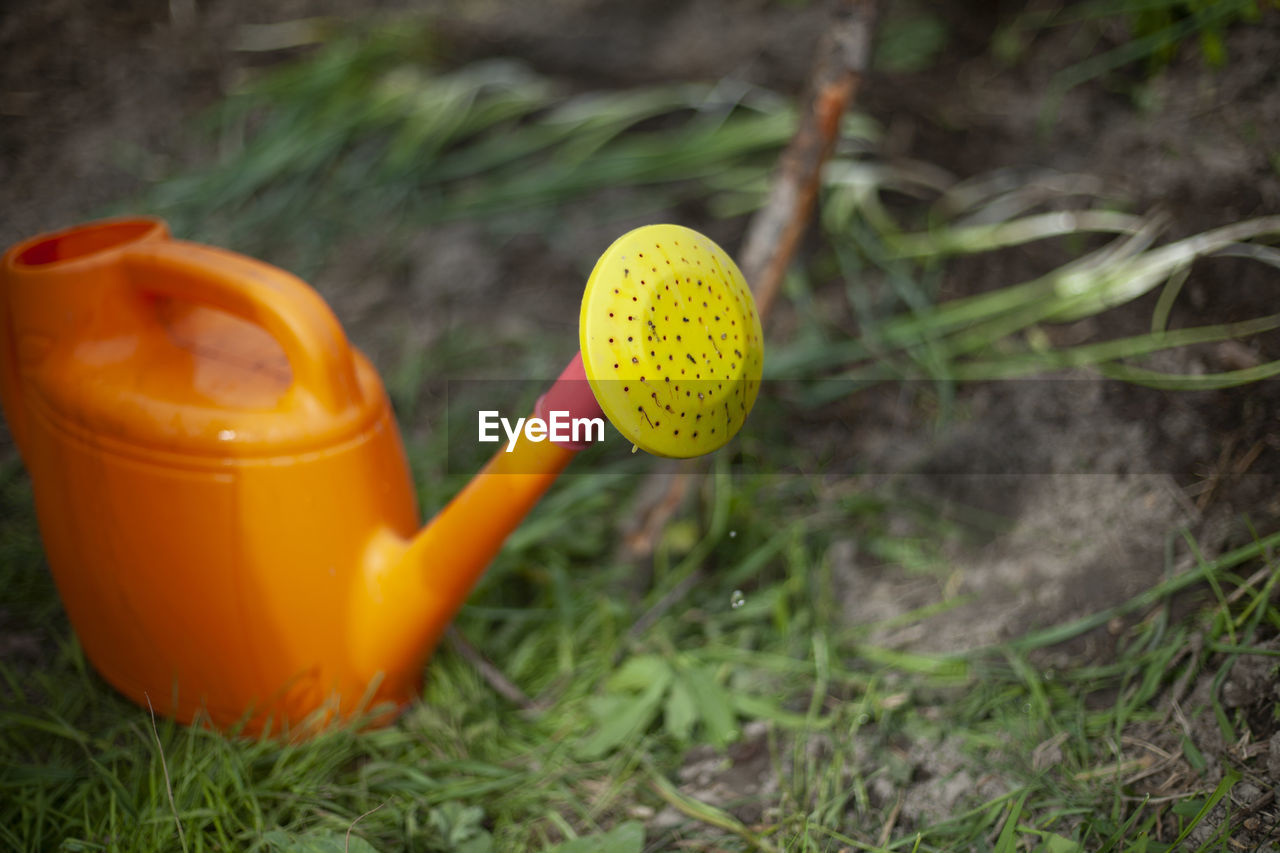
[11,218,166,268]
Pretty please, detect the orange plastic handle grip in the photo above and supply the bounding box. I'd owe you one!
[121,240,362,414]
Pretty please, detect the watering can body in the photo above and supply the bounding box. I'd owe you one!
[0,218,522,734]
[1,217,761,736]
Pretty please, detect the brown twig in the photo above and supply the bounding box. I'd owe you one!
[617,463,696,565]
[739,0,879,317]
[346,801,388,853]
[877,792,904,848]
[145,693,189,853]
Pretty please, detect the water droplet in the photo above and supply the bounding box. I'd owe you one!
[1023,703,1032,714]
[728,530,737,538]
[730,590,746,610]
[857,713,870,725]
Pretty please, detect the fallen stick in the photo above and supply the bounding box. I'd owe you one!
[739,0,878,316]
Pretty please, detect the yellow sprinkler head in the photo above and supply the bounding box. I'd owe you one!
[579,224,764,458]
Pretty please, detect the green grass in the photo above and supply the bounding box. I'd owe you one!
[5,14,1280,852]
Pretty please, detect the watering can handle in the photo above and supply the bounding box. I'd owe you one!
[121,240,362,414]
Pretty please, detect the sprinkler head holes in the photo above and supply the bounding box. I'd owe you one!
[580,224,764,458]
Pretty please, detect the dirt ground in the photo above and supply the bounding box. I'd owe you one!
[3,0,1279,842]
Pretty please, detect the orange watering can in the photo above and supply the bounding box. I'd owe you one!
[0,217,763,735]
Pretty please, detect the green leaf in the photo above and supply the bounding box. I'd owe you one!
[427,801,490,850]
[545,821,644,853]
[1180,734,1207,773]
[576,676,670,760]
[607,655,673,694]
[456,834,494,853]
[1172,797,1207,818]
[259,829,380,853]
[680,665,738,749]
[663,675,697,742]
[1039,833,1083,853]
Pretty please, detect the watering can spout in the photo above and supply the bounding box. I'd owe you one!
[349,431,581,695]
[347,356,594,701]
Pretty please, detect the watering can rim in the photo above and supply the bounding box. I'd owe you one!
[4,216,169,273]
